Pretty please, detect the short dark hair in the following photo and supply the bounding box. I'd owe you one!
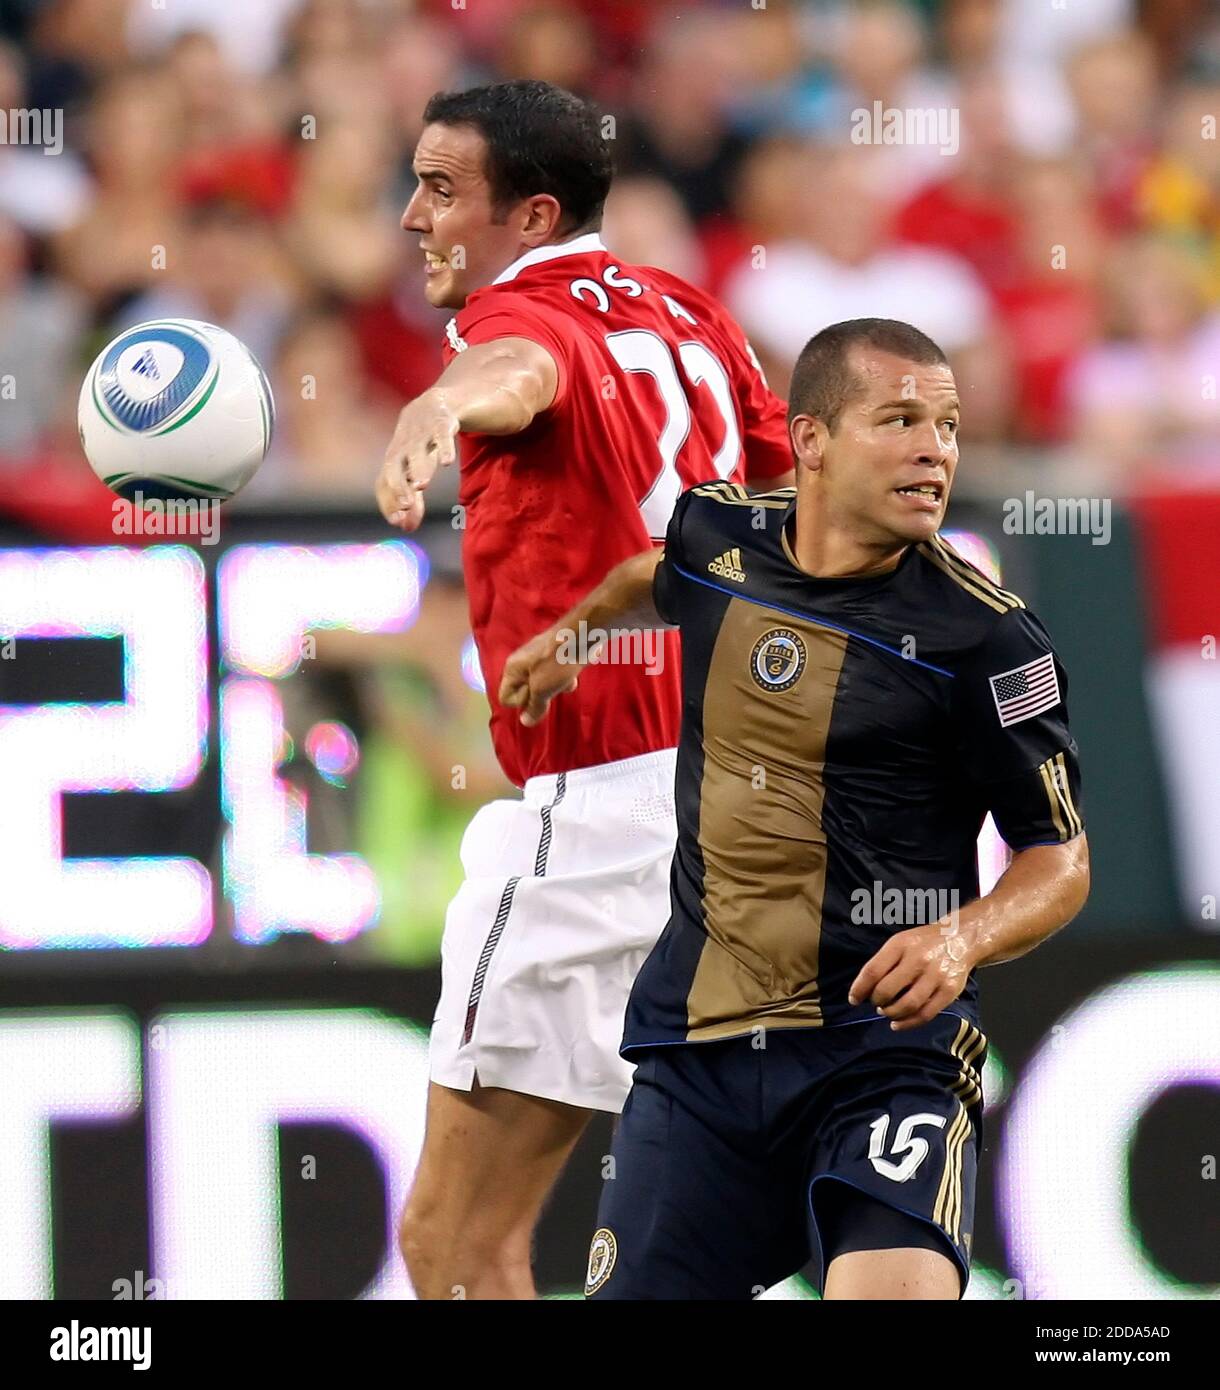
[421,79,613,235]
[787,319,949,431]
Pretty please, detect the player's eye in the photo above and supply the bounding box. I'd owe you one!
[942,419,958,435]
[887,415,910,427]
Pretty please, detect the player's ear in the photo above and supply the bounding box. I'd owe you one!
[518,194,564,247]
[790,413,826,475]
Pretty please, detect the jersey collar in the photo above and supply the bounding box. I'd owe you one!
[491,232,607,286]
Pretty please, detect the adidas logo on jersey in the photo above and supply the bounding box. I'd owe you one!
[708,547,746,582]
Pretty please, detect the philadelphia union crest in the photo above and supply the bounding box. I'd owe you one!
[751,628,807,692]
[585,1228,617,1295]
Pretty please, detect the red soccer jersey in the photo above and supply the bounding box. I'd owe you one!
[440,233,791,787]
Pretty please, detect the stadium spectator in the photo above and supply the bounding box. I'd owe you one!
[723,145,996,405]
[126,0,307,75]
[0,39,91,236]
[253,306,397,500]
[494,3,596,95]
[892,75,1023,294]
[0,214,85,456]
[1066,235,1220,470]
[699,133,810,298]
[284,112,401,299]
[0,0,1213,500]
[52,67,185,305]
[991,159,1104,442]
[601,175,707,289]
[1066,29,1161,231]
[816,0,958,195]
[1138,82,1220,303]
[114,197,295,372]
[616,13,747,223]
[379,16,465,182]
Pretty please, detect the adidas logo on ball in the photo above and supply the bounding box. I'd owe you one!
[129,349,162,381]
[78,319,275,513]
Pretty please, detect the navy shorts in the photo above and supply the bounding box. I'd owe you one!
[585,1013,988,1300]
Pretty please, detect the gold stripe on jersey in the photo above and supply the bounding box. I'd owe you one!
[929,535,1026,609]
[684,602,849,1040]
[1055,752,1083,835]
[691,481,789,509]
[917,543,1010,614]
[1037,753,1083,839]
[947,1104,971,1242]
[927,536,1025,609]
[934,1104,971,1242]
[917,537,1023,614]
[948,1020,987,1110]
[935,1019,987,1240]
[1037,758,1067,839]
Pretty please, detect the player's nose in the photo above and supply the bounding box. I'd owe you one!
[912,420,950,464]
[401,189,428,233]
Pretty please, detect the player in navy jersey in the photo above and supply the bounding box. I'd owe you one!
[501,318,1090,1299]
[376,81,792,1299]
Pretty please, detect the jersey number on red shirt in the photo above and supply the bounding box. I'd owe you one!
[604,330,742,538]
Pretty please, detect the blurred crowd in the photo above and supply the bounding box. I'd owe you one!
[1,0,1219,513]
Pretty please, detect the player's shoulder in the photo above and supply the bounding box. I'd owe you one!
[672,479,794,550]
[457,255,737,337]
[452,280,555,332]
[914,534,1026,617]
[684,478,794,508]
[637,265,730,319]
[912,534,1055,662]
[637,266,759,356]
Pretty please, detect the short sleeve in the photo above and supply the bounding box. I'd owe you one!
[652,488,695,626]
[449,298,574,411]
[952,607,1085,849]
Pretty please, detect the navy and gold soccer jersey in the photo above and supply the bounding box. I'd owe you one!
[622,481,1085,1054]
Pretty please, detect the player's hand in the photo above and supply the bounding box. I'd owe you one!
[847,920,978,1032]
[377,389,460,531]
[499,628,582,727]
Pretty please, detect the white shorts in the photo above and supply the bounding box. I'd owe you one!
[429,747,677,1114]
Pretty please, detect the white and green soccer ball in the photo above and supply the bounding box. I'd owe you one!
[79,318,275,505]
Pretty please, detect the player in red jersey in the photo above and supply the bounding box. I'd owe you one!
[376,80,792,1299]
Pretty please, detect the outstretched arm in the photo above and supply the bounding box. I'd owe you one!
[499,549,669,727]
[377,337,558,530]
[849,833,1091,1031]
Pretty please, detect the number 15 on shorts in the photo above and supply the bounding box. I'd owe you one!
[868,1113,948,1182]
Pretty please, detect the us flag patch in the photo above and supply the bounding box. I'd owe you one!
[989,653,1060,727]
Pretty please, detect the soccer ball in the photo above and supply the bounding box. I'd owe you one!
[78,319,274,504]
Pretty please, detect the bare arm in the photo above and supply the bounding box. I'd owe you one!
[499,549,668,727]
[850,833,1090,1031]
[377,337,559,530]
[956,833,1090,965]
